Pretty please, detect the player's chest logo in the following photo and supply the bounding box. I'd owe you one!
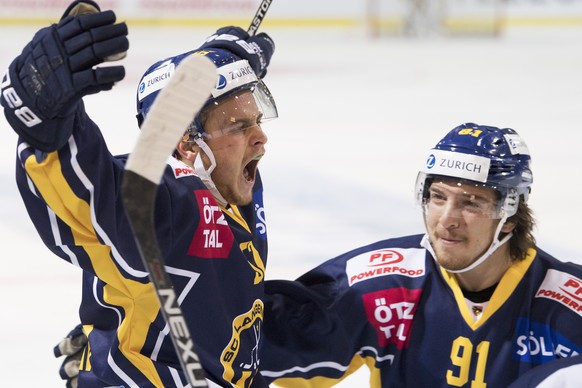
[346,248,425,286]
[362,287,422,349]
[221,299,264,386]
[535,269,582,316]
[188,191,234,258]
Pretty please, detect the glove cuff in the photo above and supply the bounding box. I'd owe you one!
[2,64,79,152]
[4,110,77,152]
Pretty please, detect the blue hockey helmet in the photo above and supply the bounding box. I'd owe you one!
[135,48,277,131]
[414,123,533,219]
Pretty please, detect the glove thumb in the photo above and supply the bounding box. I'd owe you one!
[61,0,100,18]
[61,1,127,62]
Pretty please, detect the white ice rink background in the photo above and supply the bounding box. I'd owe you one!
[1,13,582,388]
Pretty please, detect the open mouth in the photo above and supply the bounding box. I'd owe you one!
[243,157,261,182]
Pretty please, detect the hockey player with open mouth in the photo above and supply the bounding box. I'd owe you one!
[1,0,278,386]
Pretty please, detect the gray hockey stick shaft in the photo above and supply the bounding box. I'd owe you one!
[247,0,273,36]
[122,54,216,387]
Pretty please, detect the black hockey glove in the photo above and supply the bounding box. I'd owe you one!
[198,26,275,78]
[54,323,87,388]
[0,1,128,152]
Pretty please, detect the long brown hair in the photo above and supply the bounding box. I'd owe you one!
[507,200,536,261]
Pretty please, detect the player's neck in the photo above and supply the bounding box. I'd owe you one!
[454,246,512,292]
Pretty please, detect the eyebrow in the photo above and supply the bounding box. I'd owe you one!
[224,111,263,127]
[429,185,494,203]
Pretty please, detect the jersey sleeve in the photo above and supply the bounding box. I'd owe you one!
[261,274,366,387]
[14,106,272,386]
[14,108,190,385]
[508,354,582,387]
[15,108,151,287]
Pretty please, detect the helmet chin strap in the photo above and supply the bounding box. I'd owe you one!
[193,136,228,207]
[421,215,513,274]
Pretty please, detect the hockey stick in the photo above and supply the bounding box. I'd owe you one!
[121,1,272,384]
[247,0,273,36]
[121,54,216,387]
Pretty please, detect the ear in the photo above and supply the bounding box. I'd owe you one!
[501,219,517,234]
[176,140,198,162]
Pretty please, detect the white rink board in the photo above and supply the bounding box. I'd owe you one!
[2,0,582,22]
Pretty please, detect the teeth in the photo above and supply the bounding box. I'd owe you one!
[243,157,261,182]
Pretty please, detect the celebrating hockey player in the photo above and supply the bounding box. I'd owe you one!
[1,1,277,387]
[261,123,582,387]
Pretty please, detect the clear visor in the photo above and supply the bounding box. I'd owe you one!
[186,80,277,141]
[251,79,278,122]
[415,173,518,219]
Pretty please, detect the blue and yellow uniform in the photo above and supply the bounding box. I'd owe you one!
[262,234,582,387]
[15,109,268,387]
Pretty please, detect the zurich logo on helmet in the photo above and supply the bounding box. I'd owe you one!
[138,82,145,94]
[216,74,227,90]
[426,154,436,169]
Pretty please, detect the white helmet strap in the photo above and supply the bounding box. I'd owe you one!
[193,136,228,207]
[421,214,513,274]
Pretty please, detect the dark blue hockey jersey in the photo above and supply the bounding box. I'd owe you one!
[509,354,582,387]
[262,234,582,387]
[15,109,269,387]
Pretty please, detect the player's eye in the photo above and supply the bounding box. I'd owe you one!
[428,190,446,203]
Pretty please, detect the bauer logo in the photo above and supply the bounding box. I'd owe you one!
[137,60,175,102]
[513,318,582,363]
[346,248,425,286]
[535,269,582,316]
